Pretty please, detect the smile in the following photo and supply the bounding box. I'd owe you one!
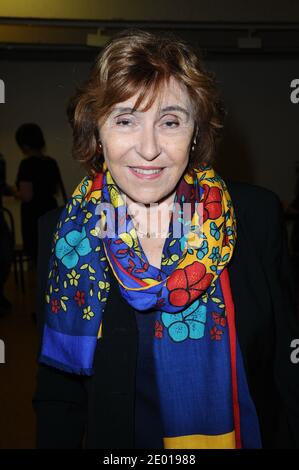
[129,167,164,179]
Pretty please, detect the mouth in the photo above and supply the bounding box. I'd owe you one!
[128,166,164,180]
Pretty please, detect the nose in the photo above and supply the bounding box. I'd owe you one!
[135,124,161,160]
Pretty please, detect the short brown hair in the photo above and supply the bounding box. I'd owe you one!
[67,29,226,177]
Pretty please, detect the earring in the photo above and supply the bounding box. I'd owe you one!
[97,141,103,154]
[191,138,197,152]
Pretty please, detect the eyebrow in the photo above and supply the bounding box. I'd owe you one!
[111,105,190,119]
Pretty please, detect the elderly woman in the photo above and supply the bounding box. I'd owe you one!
[33,29,299,449]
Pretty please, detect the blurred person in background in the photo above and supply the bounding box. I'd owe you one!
[0,152,14,316]
[14,123,67,263]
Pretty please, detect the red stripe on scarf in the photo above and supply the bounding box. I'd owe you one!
[220,267,242,449]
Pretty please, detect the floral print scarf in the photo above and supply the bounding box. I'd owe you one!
[39,163,261,448]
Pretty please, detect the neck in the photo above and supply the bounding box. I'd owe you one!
[126,191,176,238]
[23,149,44,157]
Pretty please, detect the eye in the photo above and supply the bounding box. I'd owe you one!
[161,114,180,128]
[115,118,132,126]
[163,120,180,128]
[165,121,180,127]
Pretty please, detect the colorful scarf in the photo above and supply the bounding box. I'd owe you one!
[39,162,261,448]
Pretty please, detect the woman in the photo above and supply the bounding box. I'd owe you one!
[15,123,67,262]
[33,29,299,449]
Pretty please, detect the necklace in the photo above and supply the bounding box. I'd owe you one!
[135,225,170,238]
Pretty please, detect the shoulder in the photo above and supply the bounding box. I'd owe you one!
[225,179,283,223]
[17,157,35,180]
[225,179,281,206]
[43,156,60,175]
[43,155,57,163]
[19,156,41,173]
[18,156,32,169]
[225,180,287,266]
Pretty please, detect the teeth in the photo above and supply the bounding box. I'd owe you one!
[132,168,162,175]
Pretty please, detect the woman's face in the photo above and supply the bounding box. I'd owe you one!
[99,77,195,205]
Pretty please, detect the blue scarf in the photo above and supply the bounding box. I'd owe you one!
[39,163,262,448]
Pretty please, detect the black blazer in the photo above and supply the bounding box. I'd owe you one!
[33,180,299,449]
